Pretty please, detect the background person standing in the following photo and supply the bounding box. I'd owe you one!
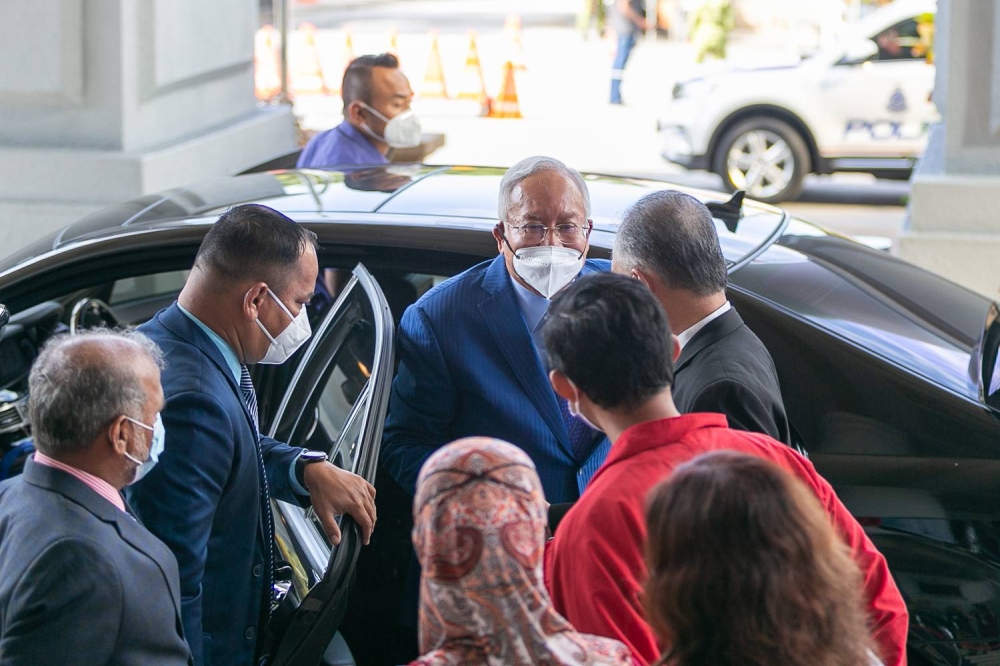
[297,53,419,168]
[610,0,649,104]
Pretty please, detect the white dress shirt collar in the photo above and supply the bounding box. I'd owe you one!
[676,301,731,349]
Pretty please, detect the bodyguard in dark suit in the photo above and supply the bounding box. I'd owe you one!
[131,205,376,666]
[382,157,611,503]
[612,190,790,444]
[0,330,191,665]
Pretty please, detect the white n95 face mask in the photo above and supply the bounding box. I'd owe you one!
[255,288,312,365]
[512,246,586,299]
[359,102,422,148]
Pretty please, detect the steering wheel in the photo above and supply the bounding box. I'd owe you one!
[69,298,121,334]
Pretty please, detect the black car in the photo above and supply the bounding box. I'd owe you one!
[1,166,999,666]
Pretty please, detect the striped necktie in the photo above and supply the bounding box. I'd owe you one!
[239,364,274,613]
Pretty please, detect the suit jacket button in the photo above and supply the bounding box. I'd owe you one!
[253,564,263,577]
[245,627,256,641]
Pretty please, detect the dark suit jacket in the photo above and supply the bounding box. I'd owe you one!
[131,304,304,666]
[0,459,191,666]
[382,255,611,503]
[672,306,790,444]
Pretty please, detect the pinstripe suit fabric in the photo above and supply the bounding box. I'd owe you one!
[382,255,611,503]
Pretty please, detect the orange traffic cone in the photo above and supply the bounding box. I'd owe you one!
[504,13,526,70]
[457,31,490,113]
[489,61,522,119]
[290,23,328,97]
[342,30,356,69]
[388,27,400,60]
[328,29,356,94]
[254,25,281,101]
[420,33,449,99]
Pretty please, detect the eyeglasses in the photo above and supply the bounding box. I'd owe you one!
[508,223,590,244]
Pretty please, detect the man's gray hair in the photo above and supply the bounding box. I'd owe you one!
[497,156,592,222]
[28,329,165,457]
[613,190,729,296]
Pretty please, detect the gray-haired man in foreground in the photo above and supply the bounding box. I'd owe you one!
[0,330,191,665]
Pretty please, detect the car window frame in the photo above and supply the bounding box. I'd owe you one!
[264,263,394,665]
[872,17,924,63]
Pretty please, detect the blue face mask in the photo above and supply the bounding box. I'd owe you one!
[124,413,165,484]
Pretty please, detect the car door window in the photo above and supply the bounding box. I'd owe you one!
[873,19,922,62]
[263,264,393,665]
[108,269,190,323]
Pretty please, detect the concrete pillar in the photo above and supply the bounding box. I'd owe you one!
[0,0,297,254]
[900,0,1000,299]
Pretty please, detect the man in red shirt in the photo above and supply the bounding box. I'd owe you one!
[542,272,908,666]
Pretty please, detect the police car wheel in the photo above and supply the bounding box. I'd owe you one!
[714,117,810,204]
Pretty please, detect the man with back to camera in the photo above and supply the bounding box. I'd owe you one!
[541,272,908,666]
[613,189,790,444]
[0,330,191,665]
[381,156,612,505]
[297,53,420,168]
[130,204,376,666]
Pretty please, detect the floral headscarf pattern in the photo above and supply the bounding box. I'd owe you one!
[408,437,635,666]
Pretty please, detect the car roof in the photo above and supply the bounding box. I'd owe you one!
[1,165,789,272]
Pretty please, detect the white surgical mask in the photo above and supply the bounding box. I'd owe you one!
[511,245,586,299]
[255,288,312,365]
[124,413,165,484]
[568,397,600,432]
[359,102,422,148]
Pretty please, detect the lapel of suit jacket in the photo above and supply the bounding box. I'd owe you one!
[158,303,259,440]
[675,306,745,373]
[157,302,270,550]
[22,458,185,619]
[477,256,573,458]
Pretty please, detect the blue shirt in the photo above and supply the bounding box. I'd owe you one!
[511,275,551,360]
[296,121,388,168]
[177,303,240,383]
[177,303,309,495]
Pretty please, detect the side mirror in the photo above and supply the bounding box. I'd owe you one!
[839,39,878,66]
[0,304,8,340]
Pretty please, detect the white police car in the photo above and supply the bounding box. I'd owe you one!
[658,0,937,203]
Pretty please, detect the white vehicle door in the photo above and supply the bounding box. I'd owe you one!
[816,16,936,161]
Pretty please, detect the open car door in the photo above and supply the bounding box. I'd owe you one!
[264,264,394,665]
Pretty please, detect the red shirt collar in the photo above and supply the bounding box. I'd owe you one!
[601,413,730,471]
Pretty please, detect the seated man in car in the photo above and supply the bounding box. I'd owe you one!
[382,156,611,505]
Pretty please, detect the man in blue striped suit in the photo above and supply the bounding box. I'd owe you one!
[382,156,611,504]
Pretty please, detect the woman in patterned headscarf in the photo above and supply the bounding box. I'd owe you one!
[408,437,636,666]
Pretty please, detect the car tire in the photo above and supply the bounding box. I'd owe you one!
[714,117,810,204]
